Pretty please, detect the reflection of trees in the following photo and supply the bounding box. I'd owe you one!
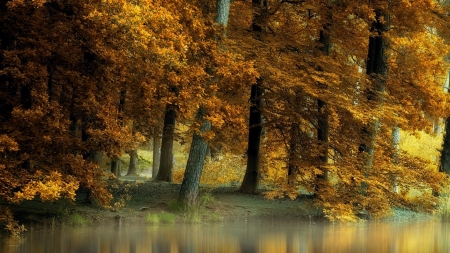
[5,221,450,252]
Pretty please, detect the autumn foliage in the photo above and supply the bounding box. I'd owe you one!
[1,0,450,222]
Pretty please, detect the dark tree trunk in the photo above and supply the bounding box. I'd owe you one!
[361,9,389,163]
[152,134,161,178]
[318,99,329,166]
[127,149,138,175]
[440,117,450,176]
[288,123,299,184]
[155,104,176,182]
[239,0,267,194]
[240,81,264,194]
[179,107,211,206]
[110,157,121,178]
[315,28,330,192]
[89,150,103,165]
[359,9,389,193]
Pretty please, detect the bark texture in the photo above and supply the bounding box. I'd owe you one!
[239,0,266,194]
[152,135,161,178]
[440,117,450,175]
[179,107,211,205]
[155,104,176,182]
[240,81,264,193]
[361,9,389,171]
[359,9,389,195]
[316,28,330,185]
[288,123,299,184]
[391,126,400,193]
[215,0,230,26]
[127,149,138,175]
[110,157,121,178]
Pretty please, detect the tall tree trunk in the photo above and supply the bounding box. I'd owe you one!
[178,0,230,205]
[240,81,264,193]
[127,149,138,175]
[179,107,211,205]
[152,134,161,178]
[288,123,299,184]
[239,0,267,194]
[155,104,176,182]
[440,117,450,175]
[360,9,389,192]
[315,28,330,193]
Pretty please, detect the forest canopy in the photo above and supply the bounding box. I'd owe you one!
[1,0,450,222]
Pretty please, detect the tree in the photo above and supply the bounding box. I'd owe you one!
[179,0,238,205]
[359,6,390,193]
[155,104,177,182]
[152,133,161,178]
[127,149,139,176]
[239,0,267,194]
[179,108,212,205]
[240,80,264,193]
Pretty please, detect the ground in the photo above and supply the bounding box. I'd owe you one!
[1,175,434,231]
[77,178,322,226]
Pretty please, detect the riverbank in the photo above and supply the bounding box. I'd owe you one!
[2,176,435,231]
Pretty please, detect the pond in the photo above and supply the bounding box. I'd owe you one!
[1,218,449,253]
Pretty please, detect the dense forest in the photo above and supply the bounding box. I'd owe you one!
[2,0,450,228]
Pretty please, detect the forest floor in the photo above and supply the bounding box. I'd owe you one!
[3,174,434,230]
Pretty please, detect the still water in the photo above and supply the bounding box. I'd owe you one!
[1,219,449,253]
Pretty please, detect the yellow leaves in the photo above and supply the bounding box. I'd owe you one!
[322,203,359,223]
[12,171,79,203]
[200,155,245,185]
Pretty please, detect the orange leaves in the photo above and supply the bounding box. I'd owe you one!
[0,135,19,153]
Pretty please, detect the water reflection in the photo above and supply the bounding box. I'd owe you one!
[2,219,449,253]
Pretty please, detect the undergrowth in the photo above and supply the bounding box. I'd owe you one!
[169,192,222,223]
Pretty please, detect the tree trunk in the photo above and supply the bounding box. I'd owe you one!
[178,0,229,205]
[391,126,400,193]
[316,28,330,190]
[127,149,138,175]
[240,81,264,194]
[239,0,267,194]
[179,107,211,206]
[110,157,121,178]
[89,150,103,165]
[152,134,161,178]
[440,116,450,175]
[215,0,231,26]
[288,123,299,184]
[360,9,389,192]
[155,104,176,182]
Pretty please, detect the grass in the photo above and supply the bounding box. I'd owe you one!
[440,196,450,220]
[69,213,89,226]
[439,186,450,221]
[146,212,177,224]
[159,212,177,223]
[145,213,160,224]
[168,192,222,223]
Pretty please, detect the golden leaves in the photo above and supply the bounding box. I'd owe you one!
[12,171,79,203]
